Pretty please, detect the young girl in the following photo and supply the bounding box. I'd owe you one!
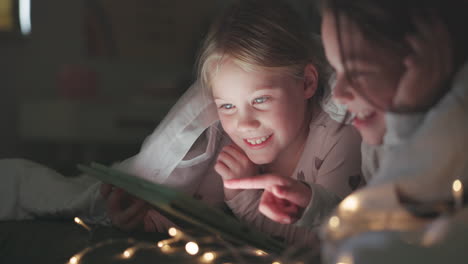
[0,0,361,246]
[197,0,362,245]
[226,0,468,244]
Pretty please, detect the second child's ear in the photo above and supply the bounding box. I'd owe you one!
[303,64,318,99]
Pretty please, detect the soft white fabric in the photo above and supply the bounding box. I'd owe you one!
[0,82,224,223]
[322,73,348,123]
[115,81,219,187]
[361,143,382,183]
[0,159,107,223]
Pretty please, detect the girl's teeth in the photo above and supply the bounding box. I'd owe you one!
[247,135,270,145]
[357,110,372,120]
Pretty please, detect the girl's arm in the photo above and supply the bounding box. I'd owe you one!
[224,125,362,243]
[217,147,319,245]
[225,185,320,245]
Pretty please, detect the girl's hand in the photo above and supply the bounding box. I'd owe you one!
[224,174,312,224]
[215,144,259,200]
[392,18,453,112]
[100,183,149,231]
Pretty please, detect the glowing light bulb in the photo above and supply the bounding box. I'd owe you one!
[203,252,216,261]
[168,227,178,237]
[161,244,171,253]
[185,241,199,255]
[255,250,267,256]
[157,241,165,248]
[453,180,462,192]
[122,249,134,259]
[453,179,464,210]
[73,217,91,231]
[337,253,354,264]
[341,196,359,212]
[329,216,340,229]
[69,256,78,264]
[272,261,281,264]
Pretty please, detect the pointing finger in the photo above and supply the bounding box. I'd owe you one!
[224,174,292,190]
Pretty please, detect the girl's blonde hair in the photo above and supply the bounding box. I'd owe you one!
[197,0,331,103]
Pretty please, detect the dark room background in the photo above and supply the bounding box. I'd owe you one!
[0,0,320,175]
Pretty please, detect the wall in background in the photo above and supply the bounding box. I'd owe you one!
[0,40,21,158]
[0,0,322,173]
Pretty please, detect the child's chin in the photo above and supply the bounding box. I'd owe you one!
[247,154,273,166]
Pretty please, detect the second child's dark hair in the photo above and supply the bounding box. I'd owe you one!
[320,0,468,111]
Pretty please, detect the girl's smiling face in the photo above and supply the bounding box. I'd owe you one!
[321,11,406,145]
[211,58,315,165]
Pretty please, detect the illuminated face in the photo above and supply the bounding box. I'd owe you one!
[211,58,314,165]
[322,11,405,145]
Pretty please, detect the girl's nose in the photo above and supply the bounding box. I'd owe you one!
[237,112,260,132]
[332,75,355,105]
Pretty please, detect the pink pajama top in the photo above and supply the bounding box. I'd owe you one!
[225,110,362,245]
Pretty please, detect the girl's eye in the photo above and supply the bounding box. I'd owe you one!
[220,104,234,110]
[253,96,269,104]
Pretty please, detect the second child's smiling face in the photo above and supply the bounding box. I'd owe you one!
[211,58,315,165]
[321,11,405,145]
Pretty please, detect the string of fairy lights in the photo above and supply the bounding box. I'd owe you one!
[70,218,316,264]
[323,179,466,264]
[69,179,465,264]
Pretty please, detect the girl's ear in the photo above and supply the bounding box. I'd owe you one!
[303,64,318,99]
